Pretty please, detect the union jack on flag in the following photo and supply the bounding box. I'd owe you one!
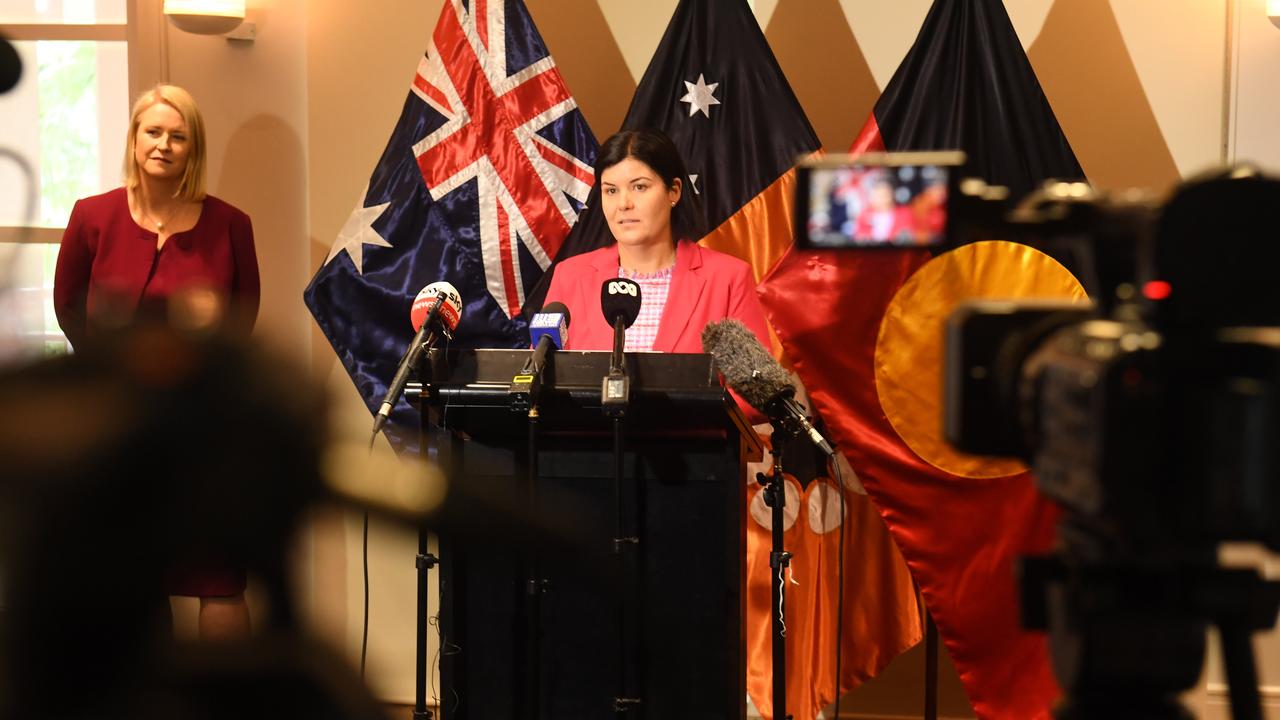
[304,0,598,451]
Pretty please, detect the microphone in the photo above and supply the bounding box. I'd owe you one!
[509,302,570,412]
[700,318,836,457]
[372,281,463,435]
[599,278,641,416]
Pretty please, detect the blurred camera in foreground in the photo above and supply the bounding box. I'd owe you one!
[942,167,1280,718]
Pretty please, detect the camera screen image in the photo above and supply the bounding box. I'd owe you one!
[794,152,963,250]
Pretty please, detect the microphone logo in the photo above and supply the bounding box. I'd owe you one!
[607,281,639,297]
[411,281,462,332]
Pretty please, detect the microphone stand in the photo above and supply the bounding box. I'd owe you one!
[413,346,441,720]
[521,399,546,718]
[757,427,793,720]
[602,315,640,714]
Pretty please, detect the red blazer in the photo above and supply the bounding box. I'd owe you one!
[852,206,916,243]
[544,240,770,353]
[53,187,260,350]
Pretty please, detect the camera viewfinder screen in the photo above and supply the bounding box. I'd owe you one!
[804,164,949,248]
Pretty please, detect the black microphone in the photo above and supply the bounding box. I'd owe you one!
[372,281,462,435]
[701,318,836,457]
[509,302,570,412]
[599,278,641,416]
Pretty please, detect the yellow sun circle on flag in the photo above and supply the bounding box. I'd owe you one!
[875,241,1089,479]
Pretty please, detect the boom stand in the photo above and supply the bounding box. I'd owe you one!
[757,427,792,720]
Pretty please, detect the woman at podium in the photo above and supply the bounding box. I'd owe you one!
[544,128,769,353]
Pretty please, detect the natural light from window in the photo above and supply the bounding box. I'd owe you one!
[0,1,128,360]
[0,0,126,24]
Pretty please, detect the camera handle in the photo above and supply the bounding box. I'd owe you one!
[1205,567,1280,720]
[755,428,794,720]
[1219,621,1262,720]
[1022,556,1280,720]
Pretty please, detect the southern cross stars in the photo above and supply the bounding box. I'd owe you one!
[680,73,721,118]
[325,187,392,274]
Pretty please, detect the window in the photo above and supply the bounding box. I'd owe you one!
[0,0,129,360]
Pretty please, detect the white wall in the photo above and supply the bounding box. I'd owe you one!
[1230,0,1280,172]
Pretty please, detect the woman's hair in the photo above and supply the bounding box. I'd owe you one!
[123,84,207,201]
[595,128,705,241]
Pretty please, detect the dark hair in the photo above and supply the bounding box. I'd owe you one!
[595,128,706,241]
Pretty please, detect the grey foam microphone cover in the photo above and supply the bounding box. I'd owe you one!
[700,319,794,409]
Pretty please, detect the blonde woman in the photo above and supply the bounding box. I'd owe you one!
[53,84,259,638]
[54,83,259,350]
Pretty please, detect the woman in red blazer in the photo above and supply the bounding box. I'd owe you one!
[53,84,259,352]
[53,84,259,640]
[544,128,769,354]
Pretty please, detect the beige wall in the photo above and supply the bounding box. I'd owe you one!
[1230,0,1280,173]
[139,0,1280,714]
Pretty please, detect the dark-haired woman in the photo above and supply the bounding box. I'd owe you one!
[544,128,769,353]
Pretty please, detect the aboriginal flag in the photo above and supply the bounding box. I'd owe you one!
[762,0,1089,717]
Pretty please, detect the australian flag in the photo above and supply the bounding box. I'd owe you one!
[304,0,598,451]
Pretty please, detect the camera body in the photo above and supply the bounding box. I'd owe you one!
[942,170,1280,557]
[942,169,1280,715]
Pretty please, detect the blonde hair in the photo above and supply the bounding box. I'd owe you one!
[123,84,207,201]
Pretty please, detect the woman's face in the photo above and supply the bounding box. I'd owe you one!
[600,157,681,250]
[869,181,895,210]
[133,102,191,183]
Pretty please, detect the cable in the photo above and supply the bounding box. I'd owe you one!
[360,428,376,678]
[777,567,787,638]
[431,614,461,714]
[430,614,441,709]
[360,510,369,677]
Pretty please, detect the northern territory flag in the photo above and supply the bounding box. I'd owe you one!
[761,0,1089,717]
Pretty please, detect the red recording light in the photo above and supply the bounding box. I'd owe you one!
[1143,280,1172,300]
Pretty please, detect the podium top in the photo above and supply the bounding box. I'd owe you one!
[412,349,761,455]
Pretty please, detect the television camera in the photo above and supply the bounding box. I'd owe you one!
[797,153,1280,720]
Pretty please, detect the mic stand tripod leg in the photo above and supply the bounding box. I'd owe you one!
[758,428,792,720]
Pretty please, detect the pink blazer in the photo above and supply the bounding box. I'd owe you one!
[543,240,770,353]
